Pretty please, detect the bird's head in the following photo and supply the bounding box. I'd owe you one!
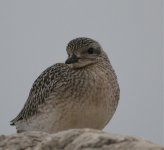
[65,37,109,69]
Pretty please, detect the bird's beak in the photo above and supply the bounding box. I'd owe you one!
[65,53,78,64]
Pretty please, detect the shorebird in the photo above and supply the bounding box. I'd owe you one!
[10,37,120,133]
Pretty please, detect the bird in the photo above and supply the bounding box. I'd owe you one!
[10,37,120,133]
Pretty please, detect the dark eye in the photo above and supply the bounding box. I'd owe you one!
[87,48,94,54]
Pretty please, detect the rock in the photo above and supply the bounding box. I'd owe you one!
[0,129,163,150]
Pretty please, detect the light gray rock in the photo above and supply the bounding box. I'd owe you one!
[0,129,163,150]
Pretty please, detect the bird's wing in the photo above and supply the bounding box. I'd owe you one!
[10,63,69,125]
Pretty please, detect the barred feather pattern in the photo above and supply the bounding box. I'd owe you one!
[11,63,69,124]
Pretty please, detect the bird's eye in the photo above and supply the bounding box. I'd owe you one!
[87,48,94,54]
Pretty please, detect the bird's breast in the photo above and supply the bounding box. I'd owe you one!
[44,65,119,133]
[49,68,116,132]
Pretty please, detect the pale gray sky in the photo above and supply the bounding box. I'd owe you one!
[0,0,163,145]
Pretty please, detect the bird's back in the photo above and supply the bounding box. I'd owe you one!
[10,64,70,128]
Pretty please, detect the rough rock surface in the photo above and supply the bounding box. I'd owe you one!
[0,129,163,150]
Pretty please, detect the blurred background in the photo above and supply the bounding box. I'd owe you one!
[0,0,163,145]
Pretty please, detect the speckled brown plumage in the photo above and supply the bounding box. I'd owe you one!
[10,37,120,133]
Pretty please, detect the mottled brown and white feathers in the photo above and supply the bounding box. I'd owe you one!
[10,37,120,133]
